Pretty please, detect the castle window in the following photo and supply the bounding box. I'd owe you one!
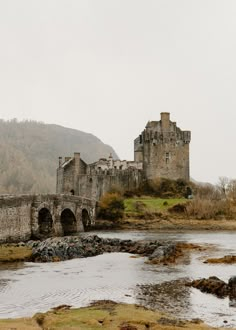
[165,152,170,164]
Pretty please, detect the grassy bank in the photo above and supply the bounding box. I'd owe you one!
[0,245,32,262]
[96,196,236,231]
[120,217,236,231]
[0,301,230,330]
[124,197,184,215]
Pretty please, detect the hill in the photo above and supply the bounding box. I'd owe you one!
[0,119,118,194]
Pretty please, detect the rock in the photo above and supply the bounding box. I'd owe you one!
[228,276,236,288]
[190,276,229,297]
[149,246,164,260]
[190,318,203,324]
[228,276,236,297]
[149,244,176,263]
[119,324,137,330]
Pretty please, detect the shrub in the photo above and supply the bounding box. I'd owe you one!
[140,178,192,198]
[98,192,125,220]
[133,200,146,213]
[108,185,124,195]
[168,203,187,214]
[123,190,136,198]
[185,198,231,219]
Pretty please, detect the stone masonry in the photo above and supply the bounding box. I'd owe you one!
[134,112,191,181]
[0,194,96,243]
[57,113,191,200]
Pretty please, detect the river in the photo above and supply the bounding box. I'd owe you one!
[0,231,236,328]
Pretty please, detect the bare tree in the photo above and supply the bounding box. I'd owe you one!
[227,179,236,202]
[217,176,229,198]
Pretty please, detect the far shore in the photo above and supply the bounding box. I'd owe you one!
[93,217,236,231]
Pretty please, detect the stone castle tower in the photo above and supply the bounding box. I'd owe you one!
[57,112,191,200]
[134,112,191,181]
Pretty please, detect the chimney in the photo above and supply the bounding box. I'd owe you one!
[161,112,170,131]
[58,157,62,167]
[74,152,80,167]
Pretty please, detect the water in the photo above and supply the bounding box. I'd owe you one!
[0,231,236,327]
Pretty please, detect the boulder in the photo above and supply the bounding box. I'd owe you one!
[190,276,229,297]
[149,244,176,263]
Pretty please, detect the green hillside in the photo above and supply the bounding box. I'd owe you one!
[0,119,118,194]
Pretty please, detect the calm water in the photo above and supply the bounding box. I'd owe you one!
[0,231,236,328]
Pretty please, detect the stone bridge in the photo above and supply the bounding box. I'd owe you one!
[0,194,97,243]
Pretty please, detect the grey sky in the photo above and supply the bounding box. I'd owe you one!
[0,0,236,183]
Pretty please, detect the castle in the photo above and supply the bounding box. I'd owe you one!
[56,113,191,200]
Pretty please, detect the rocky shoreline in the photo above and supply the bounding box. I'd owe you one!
[25,235,178,263]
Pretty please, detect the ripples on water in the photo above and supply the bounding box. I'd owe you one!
[0,231,236,328]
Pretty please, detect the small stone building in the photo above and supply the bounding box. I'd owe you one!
[57,113,191,200]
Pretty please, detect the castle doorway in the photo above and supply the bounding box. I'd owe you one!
[82,209,91,230]
[61,208,77,236]
[38,208,53,238]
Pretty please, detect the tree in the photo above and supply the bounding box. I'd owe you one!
[227,179,236,202]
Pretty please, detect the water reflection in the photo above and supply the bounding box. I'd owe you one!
[0,261,26,271]
[0,279,11,292]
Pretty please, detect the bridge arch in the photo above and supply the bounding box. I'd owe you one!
[38,207,54,238]
[82,208,91,230]
[61,208,77,236]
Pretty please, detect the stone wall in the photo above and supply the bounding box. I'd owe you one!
[75,169,143,200]
[143,138,190,181]
[63,160,75,193]
[56,167,64,195]
[0,195,33,243]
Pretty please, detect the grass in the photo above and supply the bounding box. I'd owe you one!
[124,197,186,215]
[204,255,236,264]
[0,245,32,262]
[0,301,228,329]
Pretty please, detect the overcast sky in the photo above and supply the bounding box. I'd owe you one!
[0,0,236,184]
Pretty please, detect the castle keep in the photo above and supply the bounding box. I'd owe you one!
[134,112,191,181]
[57,113,191,200]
